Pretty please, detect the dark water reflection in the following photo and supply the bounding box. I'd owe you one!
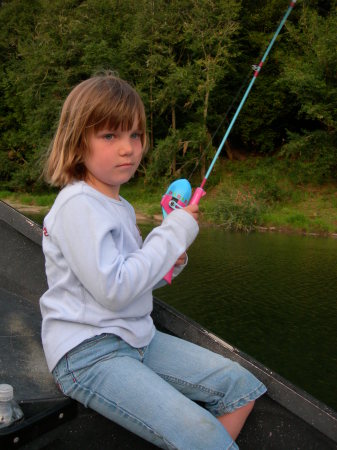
[142,225,337,411]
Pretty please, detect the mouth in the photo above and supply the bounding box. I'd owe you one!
[116,163,133,168]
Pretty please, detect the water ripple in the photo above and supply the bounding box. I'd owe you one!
[154,228,337,411]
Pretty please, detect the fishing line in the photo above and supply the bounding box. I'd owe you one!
[189,0,297,201]
[188,17,286,182]
[188,68,253,181]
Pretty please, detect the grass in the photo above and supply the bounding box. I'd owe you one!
[1,157,337,235]
[261,197,336,233]
[0,190,57,207]
[198,157,337,234]
[120,181,163,218]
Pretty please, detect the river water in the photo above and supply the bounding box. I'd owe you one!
[140,224,337,411]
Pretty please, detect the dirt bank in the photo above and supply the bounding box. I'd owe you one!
[3,199,161,225]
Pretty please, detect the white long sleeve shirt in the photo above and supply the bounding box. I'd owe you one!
[40,181,199,371]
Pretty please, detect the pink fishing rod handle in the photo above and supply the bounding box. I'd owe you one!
[163,266,175,284]
[189,187,206,205]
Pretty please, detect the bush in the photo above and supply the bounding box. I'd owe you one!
[281,130,337,184]
[211,189,263,232]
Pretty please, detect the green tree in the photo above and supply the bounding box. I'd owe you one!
[114,1,199,180]
[146,0,241,182]
[1,0,336,190]
[228,0,299,154]
[1,0,87,190]
[0,0,42,189]
[0,0,127,191]
[279,3,337,182]
[181,0,241,178]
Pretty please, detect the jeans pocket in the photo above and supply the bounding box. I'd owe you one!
[66,333,110,358]
[65,334,121,374]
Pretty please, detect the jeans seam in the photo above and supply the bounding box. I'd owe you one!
[141,373,238,449]
[159,373,224,397]
[158,373,265,418]
[64,345,120,380]
[223,381,266,412]
[65,333,112,358]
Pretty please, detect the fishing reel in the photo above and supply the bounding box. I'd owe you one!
[161,179,192,218]
[161,179,206,218]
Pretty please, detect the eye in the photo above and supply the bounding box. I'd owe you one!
[131,132,142,140]
[103,133,115,141]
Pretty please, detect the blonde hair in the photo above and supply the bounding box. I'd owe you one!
[44,73,147,187]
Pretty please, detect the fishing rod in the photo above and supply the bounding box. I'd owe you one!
[161,0,297,283]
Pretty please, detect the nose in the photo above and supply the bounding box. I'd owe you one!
[118,136,133,156]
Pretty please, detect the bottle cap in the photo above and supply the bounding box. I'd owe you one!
[0,384,14,401]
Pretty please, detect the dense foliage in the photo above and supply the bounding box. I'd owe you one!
[0,0,336,191]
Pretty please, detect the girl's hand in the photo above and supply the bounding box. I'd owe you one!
[175,252,187,267]
[173,204,198,267]
[183,204,199,222]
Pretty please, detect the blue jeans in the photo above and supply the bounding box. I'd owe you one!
[53,330,266,449]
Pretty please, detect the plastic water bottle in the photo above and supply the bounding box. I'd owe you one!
[0,384,24,429]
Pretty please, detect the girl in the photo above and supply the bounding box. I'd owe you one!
[40,73,266,449]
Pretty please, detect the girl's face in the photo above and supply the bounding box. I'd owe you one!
[84,118,143,199]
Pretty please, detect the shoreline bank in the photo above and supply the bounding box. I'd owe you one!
[3,199,337,239]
